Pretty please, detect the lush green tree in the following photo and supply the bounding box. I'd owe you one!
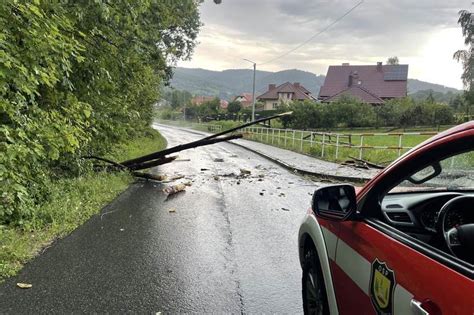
[453,10,473,91]
[326,96,377,127]
[0,1,202,223]
[227,101,242,114]
[426,91,435,104]
[386,56,399,65]
[196,98,220,121]
[162,89,192,109]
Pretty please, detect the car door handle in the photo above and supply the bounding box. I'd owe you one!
[410,299,429,315]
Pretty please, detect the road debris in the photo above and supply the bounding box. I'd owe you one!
[120,228,125,232]
[213,158,224,162]
[133,173,167,181]
[342,156,385,169]
[200,168,209,171]
[259,192,264,196]
[169,175,185,181]
[16,283,32,289]
[279,192,285,197]
[281,207,290,211]
[168,208,176,213]
[214,176,219,180]
[240,168,251,175]
[183,181,193,187]
[163,184,186,195]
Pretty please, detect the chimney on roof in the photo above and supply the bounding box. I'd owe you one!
[342,62,350,66]
[294,82,300,88]
[377,62,382,71]
[268,84,276,90]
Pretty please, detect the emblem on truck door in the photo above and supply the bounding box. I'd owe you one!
[370,259,396,315]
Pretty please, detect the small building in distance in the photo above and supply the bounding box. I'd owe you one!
[219,99,229,110]
[256,82,315,110]
[191,95,215,106]
[190,95,228,109]
[232,93,254,108]
[318,62,408,104]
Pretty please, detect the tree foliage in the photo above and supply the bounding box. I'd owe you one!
[0,1,201,223]
[281,97,455,130]
[227,101,242,114]
[386,56,399,65]
[162,89,192,109]
[453,10,473,91]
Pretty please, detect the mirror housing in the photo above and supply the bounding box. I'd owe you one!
[312,184,357,221]
[407,162,442,184]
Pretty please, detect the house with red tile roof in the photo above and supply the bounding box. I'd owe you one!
[191,95,216,106]
[219,99,229,110]
[256,82,315,110]
[232,93,254,108]
[191,95,228,110]
[319,62,408,104]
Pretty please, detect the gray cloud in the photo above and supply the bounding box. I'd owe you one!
[180,0,469,88]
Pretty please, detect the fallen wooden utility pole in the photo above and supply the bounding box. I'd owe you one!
[120,111,292,168]
[86,111,292,179]
[199,111,293,142]
[121,133,243,169]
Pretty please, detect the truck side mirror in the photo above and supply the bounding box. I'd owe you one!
[312,184,356,221]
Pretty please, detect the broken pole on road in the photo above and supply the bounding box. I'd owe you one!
[85,111,292,179]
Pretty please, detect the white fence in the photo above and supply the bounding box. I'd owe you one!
[242,126,437,162]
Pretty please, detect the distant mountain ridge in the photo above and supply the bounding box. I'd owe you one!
[169,67,460,101]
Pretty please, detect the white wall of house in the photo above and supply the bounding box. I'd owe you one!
[261,93,294,110]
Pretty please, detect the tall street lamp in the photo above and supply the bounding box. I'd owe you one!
[243,58,257,121]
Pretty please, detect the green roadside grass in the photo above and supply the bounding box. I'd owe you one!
[0,128,166,282]
[244,129,432,165]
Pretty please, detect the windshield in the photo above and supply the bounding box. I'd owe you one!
[389,150,474,193]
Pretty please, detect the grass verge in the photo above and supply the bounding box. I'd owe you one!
[0,128,166,282]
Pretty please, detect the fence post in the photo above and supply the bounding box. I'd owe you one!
[292,130,296,149]
[335,134,340,159]
[300,131,304,152]
[278,129,281,145]
[310,132,313,148]
[266,128,269,143]
[398,134,403,157]
[272,129,275,144]
[284,130,287,147]
[260,128,263,141]
[359,135,364,159]
[321,134,326,157]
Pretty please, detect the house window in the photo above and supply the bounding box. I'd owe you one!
[272,102,278,109]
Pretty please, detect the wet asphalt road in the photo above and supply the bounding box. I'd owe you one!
[0,125,324,314]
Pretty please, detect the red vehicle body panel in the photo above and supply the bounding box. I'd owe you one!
[313,122,474,314]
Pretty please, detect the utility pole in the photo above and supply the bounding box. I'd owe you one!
[243,58,257,121]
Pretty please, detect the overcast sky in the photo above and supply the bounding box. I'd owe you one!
[177,0,472,90]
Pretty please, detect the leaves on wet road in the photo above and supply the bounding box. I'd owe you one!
[16,283,32,289]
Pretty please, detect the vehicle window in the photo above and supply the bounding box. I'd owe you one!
[389,150,474,193]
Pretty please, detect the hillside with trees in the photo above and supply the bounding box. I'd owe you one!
[169,67,461,100]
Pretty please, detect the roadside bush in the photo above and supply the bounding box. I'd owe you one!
[281,96,455,131]
[0,1,201,224]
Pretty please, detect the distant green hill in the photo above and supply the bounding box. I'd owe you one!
[169,67,461,101]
